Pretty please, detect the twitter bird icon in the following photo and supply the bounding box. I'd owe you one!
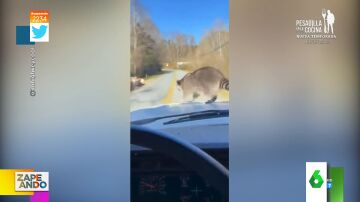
[32,25,47,39]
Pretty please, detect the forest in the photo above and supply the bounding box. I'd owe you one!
[131,0,229,78]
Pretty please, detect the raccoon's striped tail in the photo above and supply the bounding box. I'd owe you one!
[219,78,229,90]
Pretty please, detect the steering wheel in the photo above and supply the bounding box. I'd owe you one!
[131,126,229,198]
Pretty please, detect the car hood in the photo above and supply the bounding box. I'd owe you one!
[132,101,228,119]
[131,102,229,149]
[131,102,228,126]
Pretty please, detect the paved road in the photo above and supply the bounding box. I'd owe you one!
[131,69,187,111]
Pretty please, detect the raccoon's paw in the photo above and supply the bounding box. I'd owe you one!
[205,96,217,104]
[183,95,194,103]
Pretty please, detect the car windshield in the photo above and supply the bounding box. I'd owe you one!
[131,68,229,112]
[130,9,229,113]
[130,1,229,201]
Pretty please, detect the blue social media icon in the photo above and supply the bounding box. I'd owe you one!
[327,182,333,189]
[32,25,47,39]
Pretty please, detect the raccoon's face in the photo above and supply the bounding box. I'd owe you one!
[176,80,183,92]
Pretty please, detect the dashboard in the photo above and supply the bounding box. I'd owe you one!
[131,148,228,202]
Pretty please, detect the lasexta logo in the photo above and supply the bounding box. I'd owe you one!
[309,170,324,188]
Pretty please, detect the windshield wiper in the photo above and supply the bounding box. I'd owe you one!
[131,110,229,125]
[163,110,228,125]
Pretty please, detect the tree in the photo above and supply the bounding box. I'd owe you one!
[131,0,164,76]
[165,33,196,68]
[194,20,229,76]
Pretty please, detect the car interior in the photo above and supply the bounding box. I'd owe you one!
[131,126,229,202]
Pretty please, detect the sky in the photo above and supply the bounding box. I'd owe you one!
[140,0,229,44]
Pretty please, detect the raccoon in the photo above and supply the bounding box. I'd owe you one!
[176,66,229,103]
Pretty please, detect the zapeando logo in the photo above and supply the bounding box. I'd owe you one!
[15,172,49,191]
[0,169,50,202]
[32,25,48,39]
